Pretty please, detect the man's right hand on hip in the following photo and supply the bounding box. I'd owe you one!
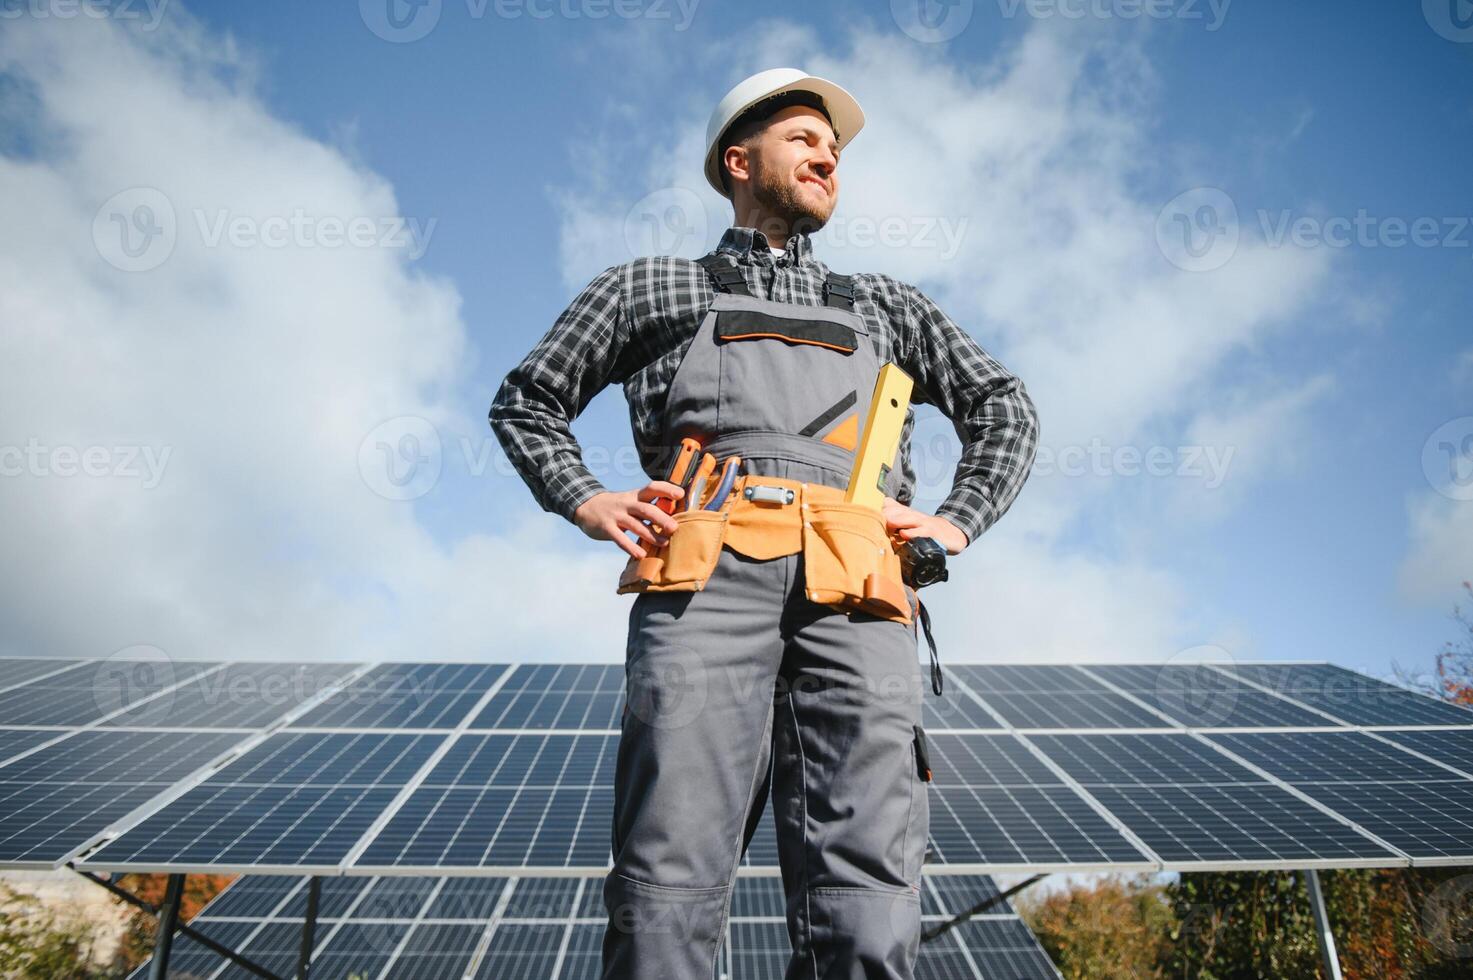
[574,481,685,559]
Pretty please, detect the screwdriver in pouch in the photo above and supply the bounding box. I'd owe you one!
[683,453,718,512]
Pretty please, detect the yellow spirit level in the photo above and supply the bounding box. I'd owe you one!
[845,363,914,509]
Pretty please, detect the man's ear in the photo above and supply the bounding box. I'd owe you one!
[723,143,749,188]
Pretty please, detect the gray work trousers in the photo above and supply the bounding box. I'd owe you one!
[602,546,928,979]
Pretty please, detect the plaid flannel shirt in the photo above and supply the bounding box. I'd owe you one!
[489,226,1039,546]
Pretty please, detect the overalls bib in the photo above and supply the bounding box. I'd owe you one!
[662,252,904,498]
[602,249,938,980]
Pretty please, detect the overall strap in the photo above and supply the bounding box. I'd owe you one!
[823,272,855,311]
[695,253,751,296]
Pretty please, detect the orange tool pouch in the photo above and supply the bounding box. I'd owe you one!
[616,475,914,626]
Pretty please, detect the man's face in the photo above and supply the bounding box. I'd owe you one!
[738,105,840,231]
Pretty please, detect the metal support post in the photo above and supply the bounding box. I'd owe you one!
[148,873,186,980]
[295,876,322,980]
[1305,869,1344,980]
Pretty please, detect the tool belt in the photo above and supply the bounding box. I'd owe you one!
[616,475,915,626]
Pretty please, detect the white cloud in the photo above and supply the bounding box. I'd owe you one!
[1168,372,1337,519]
[1397,494,1473,608]
[0,14,626,663]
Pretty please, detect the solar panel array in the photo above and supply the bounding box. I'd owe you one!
[0,657,1469,878]
[127,872,1062,980]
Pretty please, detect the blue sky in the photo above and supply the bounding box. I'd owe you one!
[1,0,1469,681]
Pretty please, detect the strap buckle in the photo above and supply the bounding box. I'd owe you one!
[742,484,796,505]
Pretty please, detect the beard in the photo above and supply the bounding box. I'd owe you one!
[750,156,833,237]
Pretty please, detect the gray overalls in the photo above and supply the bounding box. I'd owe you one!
[601,252,931,979]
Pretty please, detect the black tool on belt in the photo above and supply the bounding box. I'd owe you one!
[899,537,949,589]
[898,537,946,697]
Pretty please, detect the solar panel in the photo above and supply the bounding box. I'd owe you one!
[1085,663,1342,728]
[922,692,1004,730]
[101,661,361,729]
[294,662,511,729]
[0,655,1456,883]
[1218,663,1473,727]
[924,733,1155,869]
[0,658,219,727]
[951,918,1063,978]
[0,729,247,867]
[0,727,61,764]
[84,732,444,871]
[1208,731,1473,862]
[1029,733,1398,866]
[132,872,1060,979]
[1380,728,1473,777]
[0,658,80,691]
[469,664,625,730]
[393,921,487,979]
[353,733,616,871]
[949,665,1172,729]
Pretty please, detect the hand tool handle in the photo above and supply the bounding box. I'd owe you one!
[703,456,742,511]
[654,438,701,515]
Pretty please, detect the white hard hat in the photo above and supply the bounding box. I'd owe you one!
[703,67,865,199]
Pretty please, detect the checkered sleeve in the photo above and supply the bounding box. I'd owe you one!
[897,282,1040,546]
[488,264,628,524]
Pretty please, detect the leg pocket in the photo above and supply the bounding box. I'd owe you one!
[907,726,932,883]
[617,509,730,593]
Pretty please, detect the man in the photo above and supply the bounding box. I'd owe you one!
[490,68,1039,980]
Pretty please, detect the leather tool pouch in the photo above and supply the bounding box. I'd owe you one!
[801,498,912,624]
[616,509,729,594]
[614,478,912,626]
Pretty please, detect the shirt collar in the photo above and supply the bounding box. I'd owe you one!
[716,226,817,267]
